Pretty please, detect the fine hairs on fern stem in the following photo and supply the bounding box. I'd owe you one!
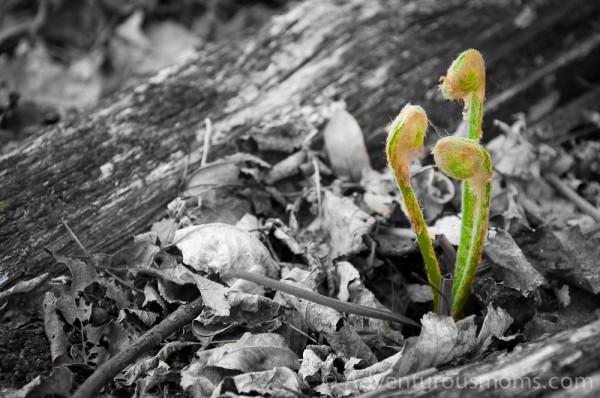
[439,49,486,309]
[433,137,492,319]
[440,49,485,140]
[386,104,441,311]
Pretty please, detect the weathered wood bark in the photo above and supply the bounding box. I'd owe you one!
[3,0,599,287]
[364,318,600,397]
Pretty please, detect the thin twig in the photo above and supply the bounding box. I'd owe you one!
[62,220,89,256]
[281,320,317,344]
[201,118,212,167]
[544,173,600,222]
[312,155,322,218]
[228,270,420,328]
[70,297,204,398]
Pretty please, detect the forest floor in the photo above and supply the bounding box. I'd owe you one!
[2,1,600,397]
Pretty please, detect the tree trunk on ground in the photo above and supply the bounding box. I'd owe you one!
[367,318,600,397]
[1,0,600,394]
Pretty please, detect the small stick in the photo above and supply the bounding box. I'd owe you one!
[62,220,88,256]
[201,118,212,167]
[228,270,420,328]
[70,297,204,398]
[312,155,322,218]
[544,173,600,222]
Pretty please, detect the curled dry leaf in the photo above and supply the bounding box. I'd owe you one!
[299,345,337,383]
[487,118,539,180]
[214,367,304,397]
[476,305,514,355]
[483,228,547,294]
[323,104,372,181]
[275,269,377,364]
[389,308,513,379]
[315,191,376,259]
[181,333,299,397]
[174,223,280,292]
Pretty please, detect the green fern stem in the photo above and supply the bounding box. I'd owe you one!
[450,167,491,318]
[453,94,483,304]
[386,105,442,312]
[397,181,442,310]
[432,136,492,320]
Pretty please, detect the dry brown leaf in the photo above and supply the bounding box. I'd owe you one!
[174,223,280,293]
[323,104,371,181]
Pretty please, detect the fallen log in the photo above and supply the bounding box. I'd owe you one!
[362,318,600,397]
[3,0,598,287]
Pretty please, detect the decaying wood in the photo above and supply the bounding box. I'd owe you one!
[363,318,600,397]
[2,0,599,287]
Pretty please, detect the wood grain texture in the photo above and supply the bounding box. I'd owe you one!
[1,0,599,288]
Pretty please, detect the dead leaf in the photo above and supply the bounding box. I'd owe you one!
[476,305,514,354]
[298,345,337,383]
[193,291,280,334]
[54,255,97,294]
[323,104,371,181]
[151,218,178,247]
[275,270,377,364]
[320,350,404,397]
[337,261,361,303]
[11,365,73,398]
[313,191,376,259]
[483,229,547,294]
[405,284,433,304]
[518,226,600,294]
[182,333,299,397]
[431,215,462,246]
[42,292,71,366]
[337,261,404,343]
[184,153,270,197]
[214,367,304,396]
[487,118,539,180]
[389,309,513,378]
[391,314,477,377]
[0,43,103,110]
[142,263,230,316]
[360,168,397,217]
[119,342,200,390]
[112,12,200,75]
[174,223,280,293]
[475,278,537,329]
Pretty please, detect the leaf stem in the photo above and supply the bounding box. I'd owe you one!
[432,137,491,319]
[386,105,442,311]
[397,180,441,310]
[451,174,491,318]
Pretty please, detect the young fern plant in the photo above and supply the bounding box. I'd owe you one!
[433,137,492,319]
[386,104,442,311]
[439,49,487,315]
